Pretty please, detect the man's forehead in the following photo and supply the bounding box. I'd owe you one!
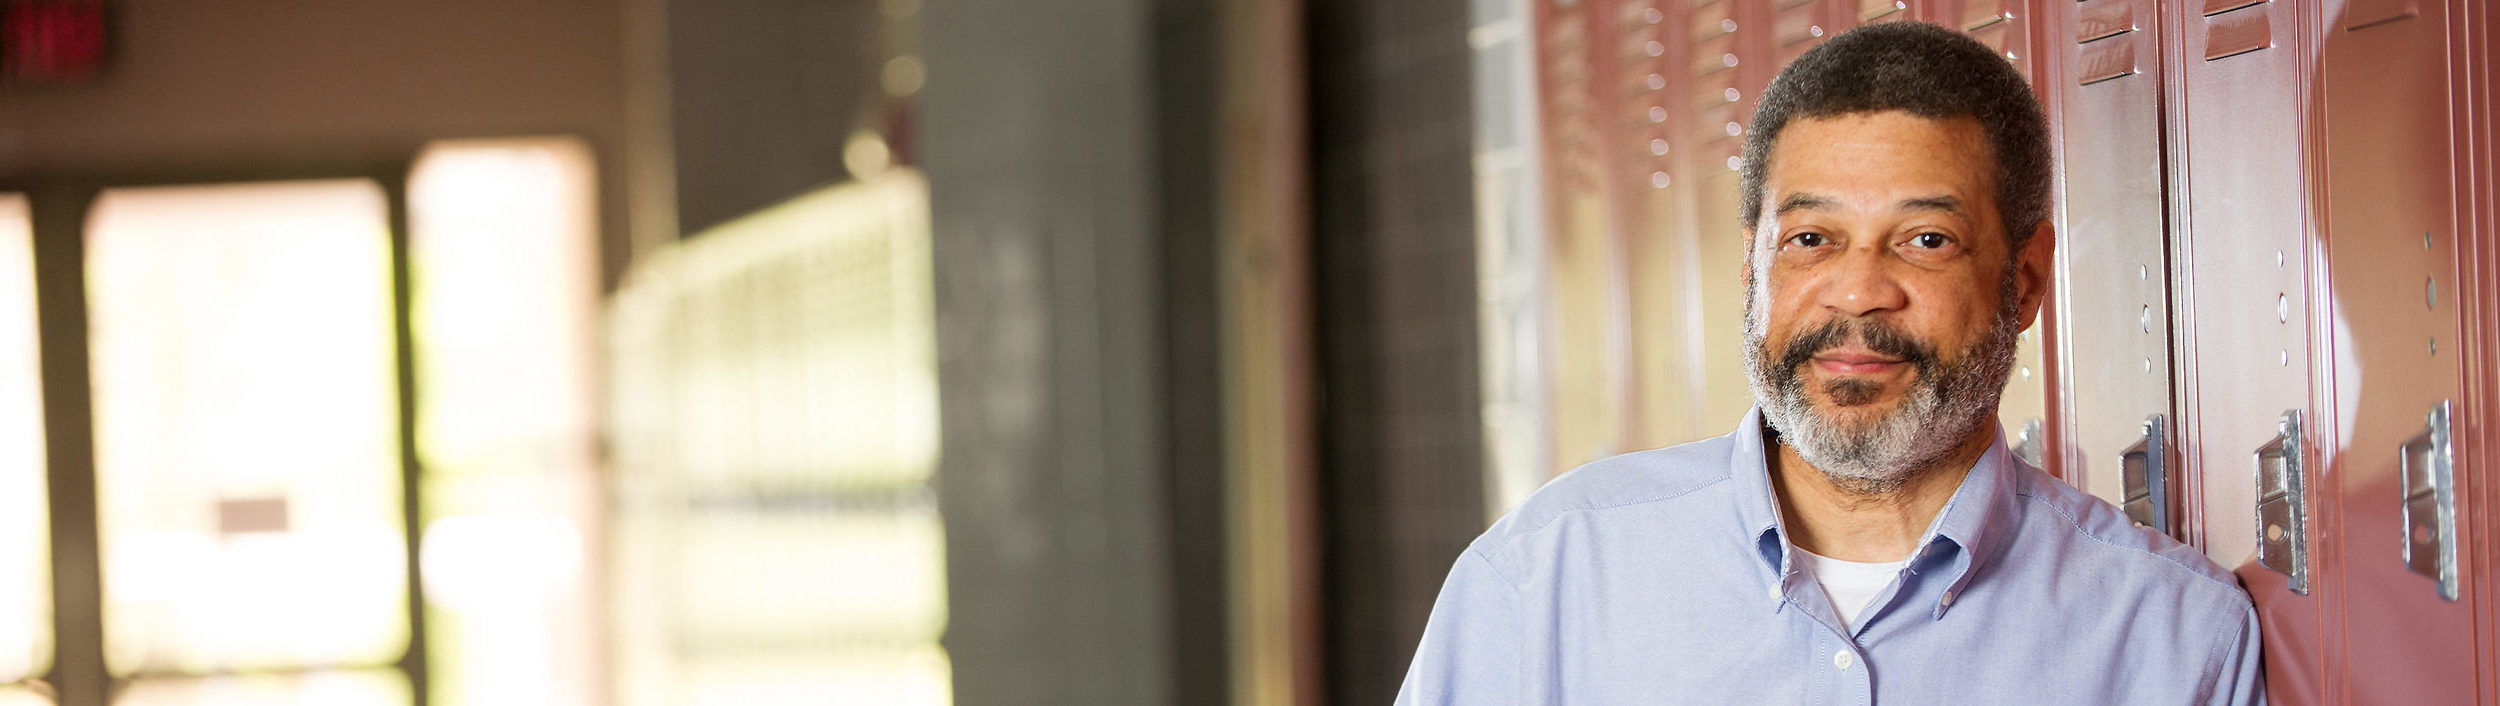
[1775,192,1971,220]
[1760,112,1997,218]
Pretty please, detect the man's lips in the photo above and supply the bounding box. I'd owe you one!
[1811,350,1906,376]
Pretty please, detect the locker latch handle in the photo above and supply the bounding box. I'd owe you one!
[2400,400,2459,601]
[2254,410,2309,594]
[2122,414,2170,535]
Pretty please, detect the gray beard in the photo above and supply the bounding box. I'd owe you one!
[1742,274,2022,494]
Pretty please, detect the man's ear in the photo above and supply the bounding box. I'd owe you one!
[2014,220,2056,331]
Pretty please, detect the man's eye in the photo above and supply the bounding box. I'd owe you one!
[1788,232,1827,248]
[1909,232,1951,249]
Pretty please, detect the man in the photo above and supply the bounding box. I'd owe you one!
[1396,22,2262,704]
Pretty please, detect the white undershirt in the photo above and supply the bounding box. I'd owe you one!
[1794,546,1909,633]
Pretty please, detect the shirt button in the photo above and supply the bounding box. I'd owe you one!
[1768,583,1783,599]
[1941,590,1957,607]
[1833,650,1855,670]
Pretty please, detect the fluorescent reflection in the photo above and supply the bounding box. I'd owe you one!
[84,180,406,676]
[409,138,600,706]
[0,195,44,684]
[607,171,945,706]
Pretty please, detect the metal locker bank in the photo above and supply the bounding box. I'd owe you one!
[1508,0,2500,701]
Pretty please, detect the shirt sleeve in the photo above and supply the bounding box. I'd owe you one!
[1395,548,1532,705]
[2204,600,2266,706]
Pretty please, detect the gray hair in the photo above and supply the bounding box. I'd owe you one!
[1739,22,2052,254]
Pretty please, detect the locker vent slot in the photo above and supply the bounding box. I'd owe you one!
[2076,0,2135,44]
[1969,21,2011,55]
[2344,0,2418,31]
[1961,0,2010,30]
[2204,2,2271,61]
[1774,7,1820,47]
[2077,37,2137,85]
[1690,33,1736,76]
[2203,0,2264,15]
[1690,0,1734,43]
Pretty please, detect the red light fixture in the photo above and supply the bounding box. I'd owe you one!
[2,0,108,83]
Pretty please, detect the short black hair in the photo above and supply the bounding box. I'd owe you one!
[1739,22,2051,253]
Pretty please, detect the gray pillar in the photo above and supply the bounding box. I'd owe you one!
[922,0,1215,703]
[1306,0,1488,703]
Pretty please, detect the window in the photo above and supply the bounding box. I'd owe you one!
[408,138,601,706]
[607,171,947,705]
[84,180,407,703]
[0,194,48,698]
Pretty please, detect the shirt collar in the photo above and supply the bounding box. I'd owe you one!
[1731,406,2024,617]
[1921,422,2023,618]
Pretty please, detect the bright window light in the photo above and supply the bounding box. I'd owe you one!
[408,137,601,706]
[606,171,945,706]
[0,194,46,684]
[84,180,406,676]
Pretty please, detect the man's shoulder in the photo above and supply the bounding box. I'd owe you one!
[2003,462,2246,603]
[1471,432,1742,556]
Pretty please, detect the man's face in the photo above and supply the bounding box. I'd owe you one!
[1742,110,2046,490]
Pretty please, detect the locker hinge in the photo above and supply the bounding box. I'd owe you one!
[2122,414,2170,536]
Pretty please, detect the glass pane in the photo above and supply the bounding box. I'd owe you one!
[0,195,46,683]
[115,669,408,706]
[85,180,406,675]
[408,138,600,706]
[607,172,947,706]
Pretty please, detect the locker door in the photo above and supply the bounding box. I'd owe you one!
[2051,0,2183,533]
[2168,0,2327,700]
[2318,0,2478,701]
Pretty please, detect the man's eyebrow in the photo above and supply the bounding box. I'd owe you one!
[1898,195,1967,219]
[1774,193,1835,217]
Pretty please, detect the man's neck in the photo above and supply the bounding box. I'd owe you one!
[1766,426,1995,563]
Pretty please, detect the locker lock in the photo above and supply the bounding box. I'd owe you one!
[2400,401,2458,601]
[2122,414,2170,536]
[2254,410,2308,594]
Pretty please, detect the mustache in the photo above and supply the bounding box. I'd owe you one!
[1773,317,1939,382]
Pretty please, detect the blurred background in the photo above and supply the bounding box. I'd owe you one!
[0,0,1571,703]
[1,0,2491,704]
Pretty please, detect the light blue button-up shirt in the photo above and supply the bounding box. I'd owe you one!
[1397,409,2263,704]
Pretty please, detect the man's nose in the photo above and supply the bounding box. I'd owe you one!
[1816,248,1909,318]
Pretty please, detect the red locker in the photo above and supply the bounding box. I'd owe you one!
[2046,0,2185,532]
[2313,0,2480,701]
[2045,0,2498,702]
[2164,0,2330,700]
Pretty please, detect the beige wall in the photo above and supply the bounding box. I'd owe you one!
[0,0,635,284]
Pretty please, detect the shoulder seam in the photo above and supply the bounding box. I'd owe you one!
[2012,491,2241,593]
[1463,545,1529,601]
[2196,600,2244,702]
[1483,474,1735,559]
